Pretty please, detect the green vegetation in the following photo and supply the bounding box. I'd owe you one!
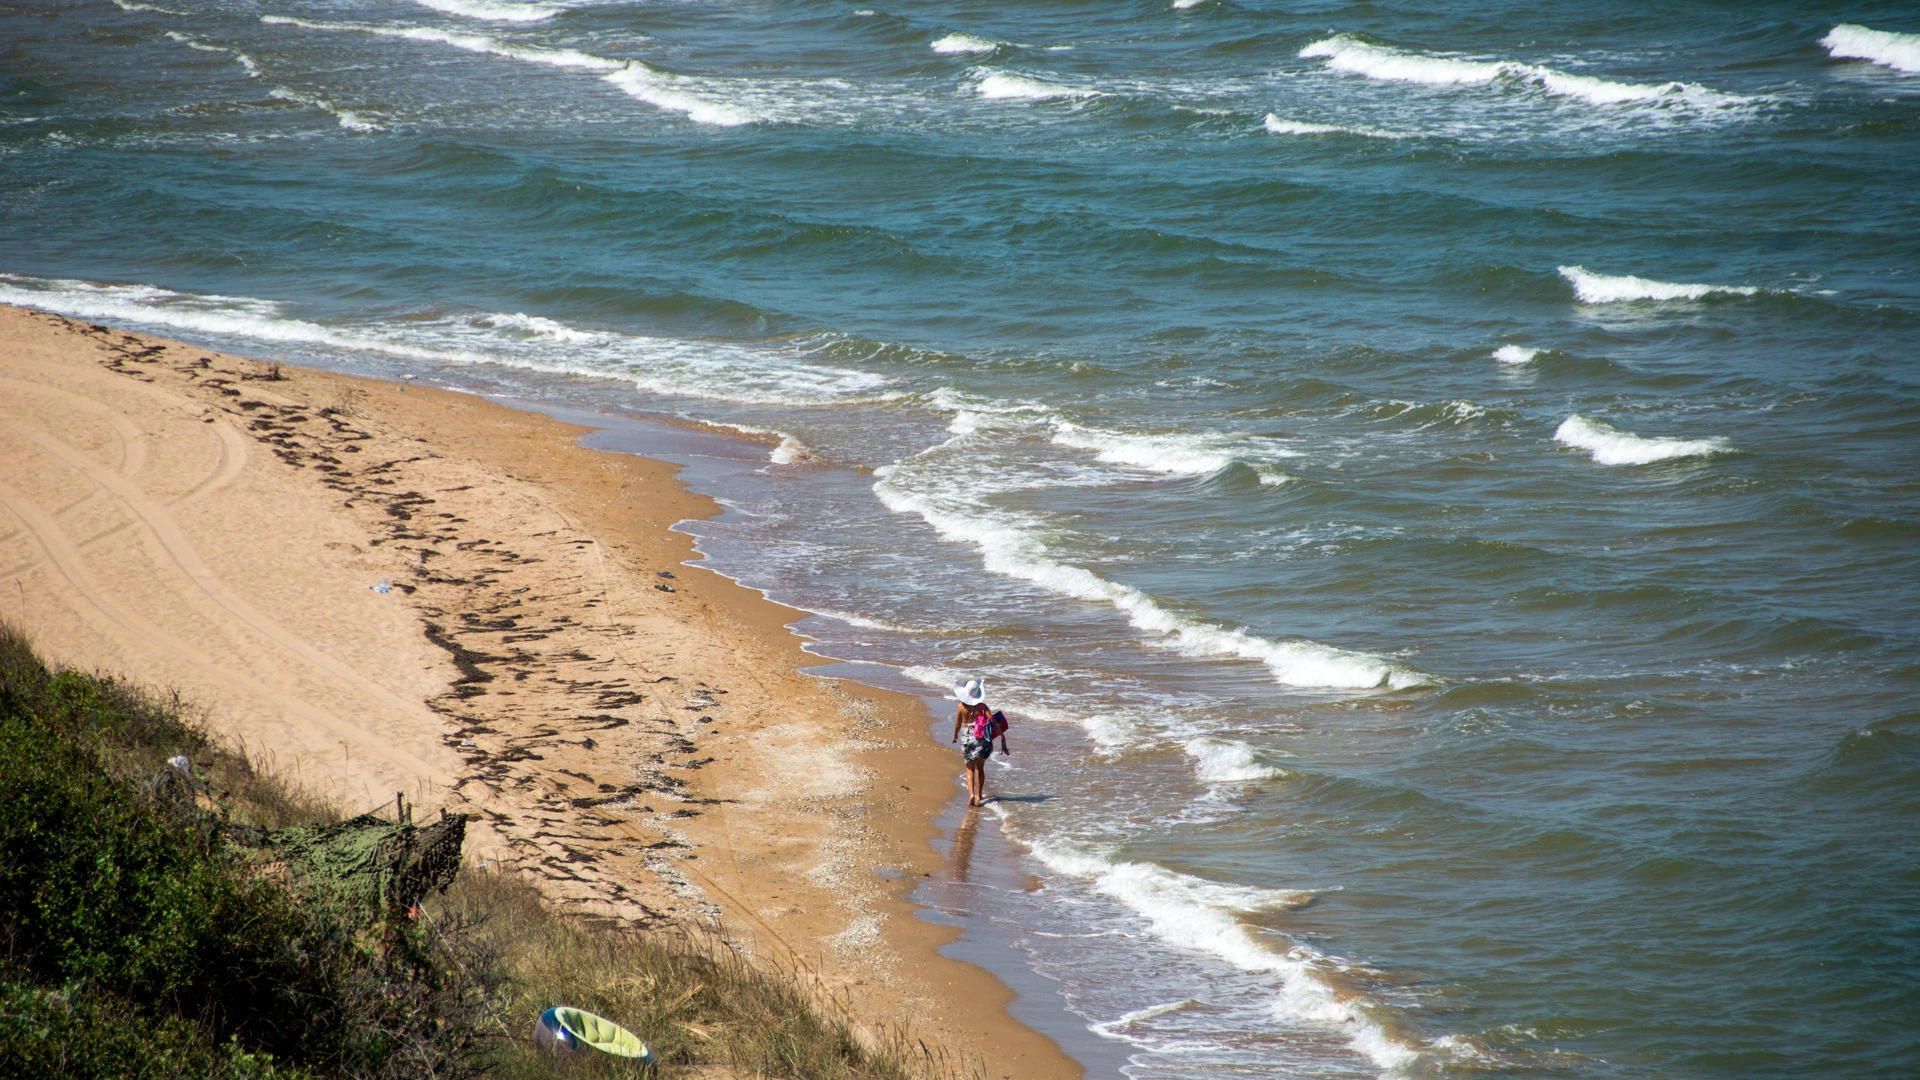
[0,623,957,1080]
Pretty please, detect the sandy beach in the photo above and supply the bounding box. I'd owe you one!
[0,303,1078,1079]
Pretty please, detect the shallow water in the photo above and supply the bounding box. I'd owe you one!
[4,1,1918,1076]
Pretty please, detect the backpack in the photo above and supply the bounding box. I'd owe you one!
[969,706,1008,741]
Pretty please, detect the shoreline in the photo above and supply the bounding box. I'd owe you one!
[0,304,1081,1078]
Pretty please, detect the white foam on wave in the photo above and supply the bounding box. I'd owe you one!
[1261,113,1400,139]
[602,63,767,126]
[1171,0,1209,8]
[269,86,381,131]
[1024,838,1430,1072]
[1491,345,1539,364]
[166,32,262,78]
[1302,35,1503,85]
[704,420,816,465]
[1185,738,1288,783]
[1558,264,1759,303]
[931,32,998,56]
[975,69,1101,101]
[474,310,601,344]
[0,274,895,407]
[1823,24,1920,74]
[113,0,186,12]
[263,14,803,127]
[1554,415,1731,466]
[1050,420,1295,484]
[1089,998,1198,1044]
[1300,34,1744,110]
[262,15,626,70]
[813,609,917,633]
[408,0,563,22]
[876,442,1430,691]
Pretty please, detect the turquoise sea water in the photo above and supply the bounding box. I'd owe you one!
[4,2,1918,1076]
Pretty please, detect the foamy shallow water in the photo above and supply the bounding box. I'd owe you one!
[4,0,1918,1076]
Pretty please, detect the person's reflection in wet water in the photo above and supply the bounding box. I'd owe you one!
[949,806,981,883]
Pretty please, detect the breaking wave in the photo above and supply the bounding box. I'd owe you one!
[263,15,849,126]
[408,0,563,21]
[268,86,381,131]
[1559,265,1760,303]
[1262,113,1401,138]
[931,32,998,56]
[1185,738,1289,783]
[603,63,768,126]
[1049,421,1294,484]
[1300,34,1746,110]
[875,424,1429,690]
[1024,838,1432,1072]
[165,32,261,77]
[1554,414,1732,466]
[261,15,625,70]
[1822,24,1920,74]
[1492,345,1539,364]
[975,69,1101,101]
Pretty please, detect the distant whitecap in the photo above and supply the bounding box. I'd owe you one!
[1554,415,1731,466]
[931,32,998,56]
[1559,265,1760,303]
[1822,24,1920,73]
[1261,113,1401,138]
[1300,34,1746,110]
[975,69,1100,101]
[407,0,563,22]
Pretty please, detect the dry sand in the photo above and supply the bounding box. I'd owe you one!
[0,304,1079,1079]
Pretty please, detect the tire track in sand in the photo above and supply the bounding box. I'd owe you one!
[0,474,435,780]
[4,418,435,732]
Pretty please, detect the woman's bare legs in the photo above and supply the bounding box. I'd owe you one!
[967,758,987,805]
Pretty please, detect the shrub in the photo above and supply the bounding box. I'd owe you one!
[0,623,493,1079]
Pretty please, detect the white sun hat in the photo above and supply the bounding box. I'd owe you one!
[955,678,986,706]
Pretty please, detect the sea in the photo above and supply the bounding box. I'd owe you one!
[3,1,1917,1076]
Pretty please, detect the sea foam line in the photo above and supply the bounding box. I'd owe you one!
[1558,265,1760,303]
[704,420,816,465]
[974,67,1102,101]
[1262,114,1401,139]
[1822,24,1920,74]
[268,86,382,132]
[1050,420,1293,485]
[1300,34,1746,110]
[0,274,895,406]
[408,0,564,23]
[1023,837,1431,1073]
[1554,415,1731,466]
[894,669,1444,1070]
[165,32,262,77]
[876,437,1427,691]
[1185,738,1289,783]
[261,15,626,70]
[602,64,767,127]
[262,14,796,126]
[931,32,998,56]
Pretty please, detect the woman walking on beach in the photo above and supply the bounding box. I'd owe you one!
[951,678,1007,807]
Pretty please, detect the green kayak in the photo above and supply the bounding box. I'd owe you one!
[535,1006,653,1064]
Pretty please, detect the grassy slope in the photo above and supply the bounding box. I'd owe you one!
[0,623,954,1080]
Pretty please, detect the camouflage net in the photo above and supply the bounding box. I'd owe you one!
[252,811,468,915]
